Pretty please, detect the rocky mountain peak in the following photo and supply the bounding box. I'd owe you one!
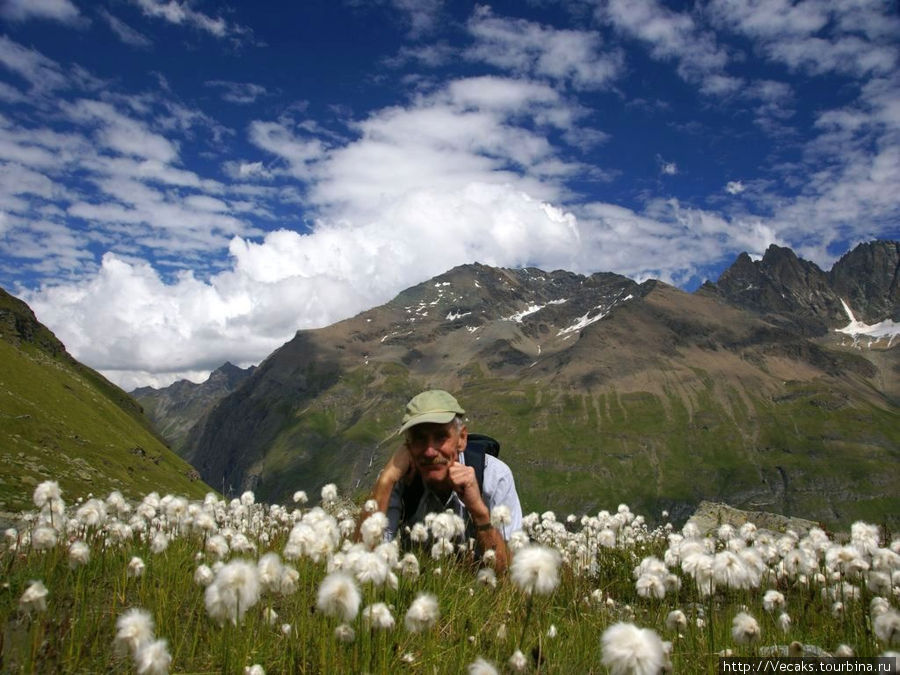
[829,240,899,322]
[208,361,257,389]
[0,288,68,358]
[710,239,899,334]
[131,361,255,456]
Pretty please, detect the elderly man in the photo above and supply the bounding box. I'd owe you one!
[369,390,522,572]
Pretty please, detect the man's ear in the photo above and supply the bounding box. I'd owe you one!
[457,425,468,451]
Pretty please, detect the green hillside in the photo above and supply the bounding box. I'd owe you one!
[223,356,899,531]
[0,291,212,514]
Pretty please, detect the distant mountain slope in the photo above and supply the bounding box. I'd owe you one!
[0,288,212,513]
[185,244,898,528]
[131,362,255,456]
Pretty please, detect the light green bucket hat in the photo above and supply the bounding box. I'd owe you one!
[399,390,465,433]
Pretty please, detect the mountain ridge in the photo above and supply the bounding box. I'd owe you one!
[131,361,256,456]
[172,240,898,527]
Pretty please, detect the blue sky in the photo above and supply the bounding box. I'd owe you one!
[0,0,898,389]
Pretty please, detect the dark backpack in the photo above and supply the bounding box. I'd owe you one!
[399,433,500,524]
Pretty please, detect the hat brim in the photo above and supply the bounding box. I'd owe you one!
[398,411,458,434]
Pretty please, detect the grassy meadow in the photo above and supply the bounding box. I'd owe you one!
[2,483,899,674]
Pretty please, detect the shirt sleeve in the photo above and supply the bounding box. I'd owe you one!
[483,456,523,540]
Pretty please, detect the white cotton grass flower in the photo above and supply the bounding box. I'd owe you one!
[204,559,262,626]
[293,490,308,505]
[763,589,785,612]
[826,544,870,577]
[873,609,900,646]
[316,572,361,622]
[601,622,666,675]
[431,537,455,560]
[547,624,558,638]
[19,580,49,613]
[869,571,894,596]
[713,550,752,589]
[731,611,761,645]
[409,522,429,544]
[353,550,390,586]
[257,553,286,594]
[76,498,107,527]
[134,638,171,675]
[320,483,338,505]
[194,564,214,587]
[872,597,892,617]
[491,505,511,528]
[33,480,62,509]
[778,612,792,633]
[128,556,146,578]
[430,512,465,540]
[635,573,666,599]
[835,644,855,657]
[467,657,498,675]
[31,526,58,551]
[359,511,388,549]
[115,608,155,657]
[405,593,439,632]
[362,602,395,630]
[334,623,356,643]
[399,552,420,579]
[245,665,266,675]
[665,610,687,632]
[508,649,528,672]
[206,534,230,560]
[68,540,90,568]
[510,545,561,596]
[150,532,169,555]
[476,568,497,588]
[851,521,881,554]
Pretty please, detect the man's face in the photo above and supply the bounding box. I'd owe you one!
[405,421,467,487]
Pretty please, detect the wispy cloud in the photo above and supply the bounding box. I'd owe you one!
[600,0,740,96]
[0,35,69,92]
[98,8,153,48]
[466,6,623,90]
[707,0,899,77]
[205,80,268,105]
[390,0,444,38]
[130,0,248,41]
[0,0,82,24]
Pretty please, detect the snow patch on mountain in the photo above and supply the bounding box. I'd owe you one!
[503,299,567,323]
[835,299,899,347]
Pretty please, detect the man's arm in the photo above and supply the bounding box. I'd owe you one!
[356,445,414,541]
[448,460,510,574]
[373,445,414,511]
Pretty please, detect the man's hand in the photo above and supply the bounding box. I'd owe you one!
[448,459,486,514]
